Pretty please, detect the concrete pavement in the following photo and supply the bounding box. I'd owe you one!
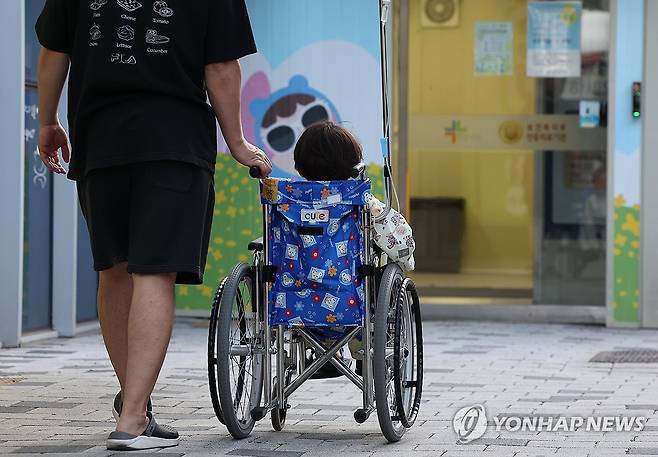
[2,318,658,456]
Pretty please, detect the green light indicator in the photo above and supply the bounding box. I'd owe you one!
[632,82,642,118]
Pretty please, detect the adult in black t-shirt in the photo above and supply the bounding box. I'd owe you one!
[36,0,271,450]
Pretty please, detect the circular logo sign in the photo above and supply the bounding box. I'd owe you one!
[453,404,487,443]
[498,120,524,145]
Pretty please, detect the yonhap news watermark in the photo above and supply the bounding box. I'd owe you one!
[453,405,647,444]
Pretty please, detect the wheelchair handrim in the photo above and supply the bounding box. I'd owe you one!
[394,278,423,428]
[385,276,407,434]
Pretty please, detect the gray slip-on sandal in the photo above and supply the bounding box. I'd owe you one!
[106,412,179,451]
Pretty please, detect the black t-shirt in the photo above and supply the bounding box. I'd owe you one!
[36,0,256,180]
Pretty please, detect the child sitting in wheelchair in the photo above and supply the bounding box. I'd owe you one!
[209,120,424,441]
[294,121,416,271]
[292,121,416,377]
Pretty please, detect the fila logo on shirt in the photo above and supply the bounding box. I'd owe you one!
[301,209,329,223]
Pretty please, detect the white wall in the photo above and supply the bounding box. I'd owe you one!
[0,0,25,347]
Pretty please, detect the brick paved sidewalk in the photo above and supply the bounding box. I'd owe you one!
[3,318,658,456]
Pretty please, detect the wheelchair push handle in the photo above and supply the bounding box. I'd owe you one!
[351,162,367,179]
[249,166,262,179]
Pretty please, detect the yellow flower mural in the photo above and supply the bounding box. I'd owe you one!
[613,194,640,322]
[621,213,640,237]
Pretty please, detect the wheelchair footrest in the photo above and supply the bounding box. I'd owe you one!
[250,407,268,422]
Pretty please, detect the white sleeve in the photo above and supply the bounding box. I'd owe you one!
[369,199,416,271]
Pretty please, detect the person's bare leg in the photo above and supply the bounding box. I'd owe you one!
[98,262,133,391]
[116,272,177,434]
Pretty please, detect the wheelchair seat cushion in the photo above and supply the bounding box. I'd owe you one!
[261,178,372,328]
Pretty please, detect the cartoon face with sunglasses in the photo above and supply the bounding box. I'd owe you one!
[250,76,341,177]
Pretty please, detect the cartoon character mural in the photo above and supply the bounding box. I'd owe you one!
[244,74,341,177]
[233,39,385,179]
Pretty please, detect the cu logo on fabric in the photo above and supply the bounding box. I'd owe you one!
[453,404,487,444]
[301,209,329,223]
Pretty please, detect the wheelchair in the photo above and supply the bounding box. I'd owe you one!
[207,164,424,442]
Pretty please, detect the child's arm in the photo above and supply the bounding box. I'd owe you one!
[368,197,416,271]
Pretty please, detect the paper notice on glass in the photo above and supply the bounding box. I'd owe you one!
[475,22,513,76]
[579,100,601,128]
[527,1,582,77]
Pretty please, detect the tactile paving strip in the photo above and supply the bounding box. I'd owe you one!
[590,349,658,363]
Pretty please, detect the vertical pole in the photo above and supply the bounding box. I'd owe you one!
[252,247,263,410]
[361,209,373,409]
[277,324,285,408]
[262,205,271,406]
[0,0,25,348]
[396,0,410,216]
[640,0,658,327]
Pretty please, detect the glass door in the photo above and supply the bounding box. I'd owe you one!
[403,0,609,306]
[534,1,609,304]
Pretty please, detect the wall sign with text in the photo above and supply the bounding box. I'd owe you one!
[409,114,606,152]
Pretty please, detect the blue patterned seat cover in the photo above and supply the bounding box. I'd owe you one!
[261,178,372,328]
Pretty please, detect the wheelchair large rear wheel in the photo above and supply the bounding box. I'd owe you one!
[374,264,407,442]
[215,263,264,439]
[208,278,227,425]
[374,264,423,442]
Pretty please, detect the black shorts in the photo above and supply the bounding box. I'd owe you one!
[77,161,215,285]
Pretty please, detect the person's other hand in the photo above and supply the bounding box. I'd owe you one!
[39,124,70,175]
[229,138,272,178]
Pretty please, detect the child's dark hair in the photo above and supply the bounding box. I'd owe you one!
[294,121,363,181]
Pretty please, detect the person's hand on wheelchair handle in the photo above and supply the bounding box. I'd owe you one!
[229,137,272,178]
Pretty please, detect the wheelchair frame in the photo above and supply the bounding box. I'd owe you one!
[255,169,378,425]
[208,167,424,442]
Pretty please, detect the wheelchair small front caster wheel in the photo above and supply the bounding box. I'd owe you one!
[271,406,287,431]
[271,379,290,431]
